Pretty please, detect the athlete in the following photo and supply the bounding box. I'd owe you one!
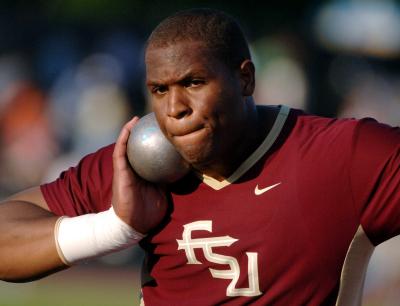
[1,8,400,306]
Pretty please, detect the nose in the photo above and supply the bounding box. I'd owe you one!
[167,87,191,119]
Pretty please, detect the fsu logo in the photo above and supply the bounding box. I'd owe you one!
[177,220,262,297]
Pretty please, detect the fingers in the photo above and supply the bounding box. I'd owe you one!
[112,116,141,215]
[113,116,139,163]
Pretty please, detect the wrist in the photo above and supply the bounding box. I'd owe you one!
[54,207,145,265]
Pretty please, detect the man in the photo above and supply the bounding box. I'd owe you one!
[1,8,399,306]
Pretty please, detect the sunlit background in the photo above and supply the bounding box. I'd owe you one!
[0,0,400,305]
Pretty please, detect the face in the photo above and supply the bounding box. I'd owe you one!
[145,41,252,170]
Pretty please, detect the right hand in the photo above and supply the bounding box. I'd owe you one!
[112,116,168,234]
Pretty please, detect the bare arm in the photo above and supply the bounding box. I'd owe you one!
[0,117,168,282]
[0,187,67,283]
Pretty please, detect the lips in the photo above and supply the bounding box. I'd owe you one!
[174,127,207,140]
[166,120,205,137]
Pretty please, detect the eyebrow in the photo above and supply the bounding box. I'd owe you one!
[146,69,208,87]
[146,81,162,87]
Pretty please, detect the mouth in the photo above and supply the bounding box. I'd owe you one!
[174,127,206,138]
[170,126,211,148]
[166,121,205,137]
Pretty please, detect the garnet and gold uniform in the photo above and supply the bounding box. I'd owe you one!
[41,106,400,305]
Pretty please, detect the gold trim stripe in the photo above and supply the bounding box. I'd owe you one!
[201,105,290,190]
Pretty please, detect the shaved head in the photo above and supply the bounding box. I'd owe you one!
[146,8,251,70]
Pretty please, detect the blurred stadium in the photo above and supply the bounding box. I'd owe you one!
[0,0,400,305]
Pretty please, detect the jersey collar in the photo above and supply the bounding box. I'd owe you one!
[197,105,290,190]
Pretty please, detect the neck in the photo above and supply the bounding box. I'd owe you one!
[196,102,279,181]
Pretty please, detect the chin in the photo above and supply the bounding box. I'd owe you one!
[172,129,216,166]
[178,145,214,168]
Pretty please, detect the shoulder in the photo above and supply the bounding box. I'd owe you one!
[41,143,115,216]
[68,144,115,178]
[286,107,397,141]
[351,118,399,162]
[267,106,359,147]
[257,104,359,132]
[290,110,399,161]
[353,117,400,143]
[81,143,115,165]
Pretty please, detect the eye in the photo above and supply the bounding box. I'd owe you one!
[152,85,168,95]
[190,79,203,87]
[183,79,205,88]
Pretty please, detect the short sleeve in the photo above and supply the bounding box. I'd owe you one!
[40,144,115,217]
[350,119,400,245]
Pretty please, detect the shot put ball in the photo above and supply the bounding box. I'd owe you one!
[127,112,190,183]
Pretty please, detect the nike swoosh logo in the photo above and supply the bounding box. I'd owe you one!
[254,182,281,195]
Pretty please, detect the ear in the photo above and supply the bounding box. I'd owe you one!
[239,59,255,96]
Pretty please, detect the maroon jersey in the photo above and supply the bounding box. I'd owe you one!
[41,106,400,305]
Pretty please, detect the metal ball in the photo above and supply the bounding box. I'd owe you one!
[127,112,190,183]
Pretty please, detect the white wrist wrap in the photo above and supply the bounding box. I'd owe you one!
[55,207,145,265]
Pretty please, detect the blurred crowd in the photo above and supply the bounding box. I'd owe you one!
[0,29,148,197]
[0,0,400,304]
[1,0,400,197]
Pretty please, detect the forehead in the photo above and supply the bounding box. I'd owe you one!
[145,41,225,82]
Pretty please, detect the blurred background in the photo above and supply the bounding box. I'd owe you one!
[0,0,400,305]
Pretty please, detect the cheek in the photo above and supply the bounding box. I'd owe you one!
[151,98,164,116]
[152,104,169,134]
[193,93,224,120]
